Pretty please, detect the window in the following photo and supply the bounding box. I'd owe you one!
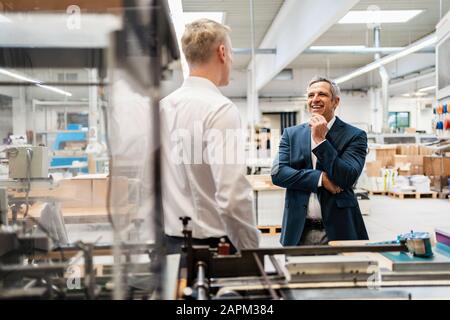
[388,111,410,128]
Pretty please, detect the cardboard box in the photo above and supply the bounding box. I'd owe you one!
[372,146,396,167]
[398,164,423,176]
[398,163,411,176]
[365,161,382,177]
[423,156,450,176]
[419,145,434,155]
[92,177,129,208]
[394,154,424,176]
[396,144,419,155]
[394,155,423,167]
[58,179,92,208]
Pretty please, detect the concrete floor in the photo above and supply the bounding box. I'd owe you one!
[362,195,450,242]
[261,195,450,247]
[65,195,450,248]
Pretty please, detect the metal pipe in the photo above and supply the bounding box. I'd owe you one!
[233,48,276,55]
[241,244,408,256]
[268,255,285,278]
[247,0,258,169]
[253,253,279,300]
[195,262,208,300]
[374,26,390,133]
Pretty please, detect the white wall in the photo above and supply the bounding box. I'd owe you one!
[388,97,434,132]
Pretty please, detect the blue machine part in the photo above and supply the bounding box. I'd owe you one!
[398,231,434,258]
[50,130,88,173]
[369,231,434,258]
[52,131,86,151]
[50,156,88,173]
[67,123,83,130]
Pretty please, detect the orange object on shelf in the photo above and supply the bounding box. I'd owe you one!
[445,118,450,130]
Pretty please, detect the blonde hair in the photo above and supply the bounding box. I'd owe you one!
[181,18,231,65]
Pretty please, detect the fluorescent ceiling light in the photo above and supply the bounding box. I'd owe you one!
[418,85,436,92]
[339,10,423,24]
[0,68,72,96]
[334,33,436,84]
[402,92,429,97]
[36,84,72,96]
[0,69,40,83]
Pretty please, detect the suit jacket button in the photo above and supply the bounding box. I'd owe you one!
[303,205,307,208]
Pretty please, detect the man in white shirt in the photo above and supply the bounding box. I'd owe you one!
[272,76,369,245]
[160,19,260,253]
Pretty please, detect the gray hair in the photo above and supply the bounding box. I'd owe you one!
[307,76,341,101]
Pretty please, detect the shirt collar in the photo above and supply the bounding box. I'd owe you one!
[327,116,337,130]
[182,76,221,94]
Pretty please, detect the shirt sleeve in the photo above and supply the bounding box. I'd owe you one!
[204,101,260,250]
[318,172,323,187]
[313,139,327,149]
[313,141,325,187]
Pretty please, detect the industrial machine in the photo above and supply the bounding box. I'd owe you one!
[0,0,179,300]
[179,219,450,300]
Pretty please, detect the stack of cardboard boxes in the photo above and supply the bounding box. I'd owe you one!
[393,144,433,176]
[423,156,450,192]
[363,144,437,193]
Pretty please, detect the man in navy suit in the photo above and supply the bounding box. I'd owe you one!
[271,76,369,246]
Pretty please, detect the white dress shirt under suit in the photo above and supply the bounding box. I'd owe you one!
[307,116,336,220]
[160,76,260,250]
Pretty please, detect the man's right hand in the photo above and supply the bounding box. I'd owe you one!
[322,172,342,194]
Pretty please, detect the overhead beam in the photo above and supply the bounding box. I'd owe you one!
[304,47,434,54]
[248,0,359,91]
[389,69,435,89]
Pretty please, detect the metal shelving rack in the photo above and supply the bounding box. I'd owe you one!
[31,99,89,147]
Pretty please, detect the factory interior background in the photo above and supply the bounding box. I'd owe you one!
[1,0,450,301]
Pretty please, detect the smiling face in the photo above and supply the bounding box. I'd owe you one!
[307,81,340,122]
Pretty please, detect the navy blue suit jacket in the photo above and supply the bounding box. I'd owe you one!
[271,116,369,246]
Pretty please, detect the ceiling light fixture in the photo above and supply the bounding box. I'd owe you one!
[338,10,423,24]
[0,68,72,96]
[418,85,436,92]
[334,33,436,84]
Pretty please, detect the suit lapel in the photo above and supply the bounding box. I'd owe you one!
[326,116,346,149]
[300,124,312,169]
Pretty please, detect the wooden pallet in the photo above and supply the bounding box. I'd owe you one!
[368,190,387,196]
[388,191,438,199]
[258,225,281,235]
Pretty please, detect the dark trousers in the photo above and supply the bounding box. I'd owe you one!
[298,220,328,245]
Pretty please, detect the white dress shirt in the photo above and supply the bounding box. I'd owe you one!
[160,76,260,250]
[307,116,336,220]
